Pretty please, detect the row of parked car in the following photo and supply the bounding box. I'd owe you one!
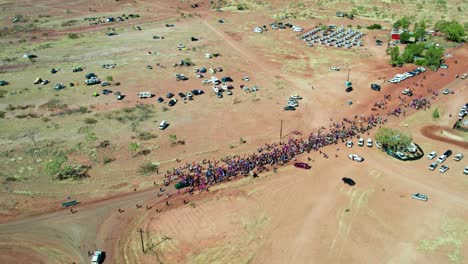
[427,150,464,174]
[458,103,468,118]
[284,94,302,111]
[388,67,426,84]
[346,137,376,148]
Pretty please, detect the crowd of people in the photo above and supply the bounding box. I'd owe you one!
[163,114,387,192]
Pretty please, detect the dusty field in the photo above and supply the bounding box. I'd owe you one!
[0,0,467,263]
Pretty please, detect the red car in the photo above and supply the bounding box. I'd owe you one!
[294,162,311,169]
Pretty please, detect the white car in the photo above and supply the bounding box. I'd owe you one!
[330,66,340,71]
[396,152,406,159]
[226,90,233,95]
[454,153,463,161]
[348,154,364,162]
[375,141,382,149]
[437,155,447,163]
[427,151,437,160]
[439,165,449,173]
[91,251,103,264]
[428,162,438,171]
[242,76,250,81]
[346,141,353,148]
[366,138,372,147]
[411,193,428,201]
[443,89,450,95]
[290,94,302,100]
[358,138,364,147]
[402,88,410,95]
[464,166,468,175]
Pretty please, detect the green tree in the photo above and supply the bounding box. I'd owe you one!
[393,16,410,29]
[409,43,426,56]
[128,142,140,157]
[400,31,411,43]
[390,46,400,64]
[401,48,414,63]
[432,108,440,119]
[375,127,413,151]
[434,20,465,42]
[424,45,444,68]
[445,21,465,42]
[413,20,427,41]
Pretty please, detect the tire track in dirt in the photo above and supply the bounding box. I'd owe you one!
[420,125,468,149]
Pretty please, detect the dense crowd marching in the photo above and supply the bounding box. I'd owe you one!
[164,113,388,192]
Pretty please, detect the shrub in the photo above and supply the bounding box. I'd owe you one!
[56,165,91,180]
[0,111,5,118]
[237,3,248,10]
[432,108,440,119]
[45,154,68,176]
[138,162,159,175]
[414,59,426,66]
[106,76,113,82]
[79,106,88,113]
[240,137,246,144]
[84,117,98,124]
[68,33,79,39]
[102,157,115,164]
[366,24,382,30]
[138,131,157,141]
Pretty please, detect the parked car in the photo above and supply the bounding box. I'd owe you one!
[370,83,381,91]
[396,152,406,159]
[115,91,124,100]
[439,165,449,173]
[168,98,177,106]
[226,90,233,95]
[444,150,453,158]
[411,193,428,201]
[464,166,468,175]
[242,76,250,81]
[159,120,168,130]
[346,141,353,148]
[284,106,296,111]
[375,141,382,149]
[440,64,448,69]
[427,151,437,160]
[429,162,438,171]
[454,153,463,161]
[101,81,110,87]
[157,97,164,103]
[294,162,311,169]
[91,251,103,264]
[366,138,372,147]
[290,94,302,100]
[166,93,174,98]
[443,89,450,95]
[358,138,364,147]
[348,154,364,162]
[342,177,356,186]
[102,89,112,95]
[437,155,447,163]
[178,92,186,98]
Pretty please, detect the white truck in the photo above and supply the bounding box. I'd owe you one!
[91,251,103,264]
[138,92,152,99]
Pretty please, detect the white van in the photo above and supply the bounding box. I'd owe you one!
[159,120,168,130]
[91,251,102,264]
[138,91,152,99]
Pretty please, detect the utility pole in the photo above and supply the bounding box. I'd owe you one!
[137,229,145,253]
[279,120,283,140]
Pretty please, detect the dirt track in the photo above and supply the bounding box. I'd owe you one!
[420,125,468,149]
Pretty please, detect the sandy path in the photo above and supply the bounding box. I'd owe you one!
[420,125,468,149]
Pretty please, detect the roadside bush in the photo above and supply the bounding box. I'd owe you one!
[138,162,159,175]
[83,117,98,124]
[0,111,5,118]
[106,76,113,82]
[240,137,247,144]
[61,19,78,27]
